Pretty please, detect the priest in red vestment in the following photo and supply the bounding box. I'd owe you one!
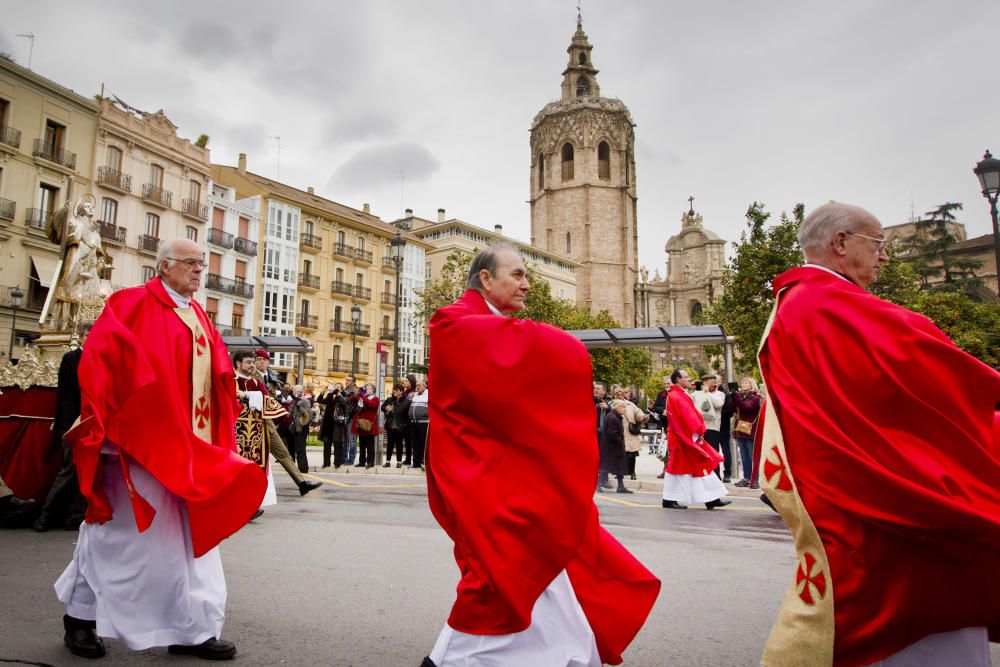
[661,369,729,510]
[54,239,266,661]
[424,245,660,667]
[757,202,1000,667]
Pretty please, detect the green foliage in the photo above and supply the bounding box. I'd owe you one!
[898,202,983,289]
[695,202,805,376]
[195,134,210,148]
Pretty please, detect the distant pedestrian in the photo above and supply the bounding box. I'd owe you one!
[288,385,312,473]
[599,400,633,494]
[352,383,380,468]
[381,385,406,467]
[408,381,429,469]
[732,378,761,488]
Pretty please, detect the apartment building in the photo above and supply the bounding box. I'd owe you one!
[205,181,259,336]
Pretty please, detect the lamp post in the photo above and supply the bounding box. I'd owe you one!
[390,232,406,386]
[8,285,23,360]
[350,303,362,376]
[973,150,1000,295]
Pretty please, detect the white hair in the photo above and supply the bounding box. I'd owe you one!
[798,202,877,252]
[156,239,184,276]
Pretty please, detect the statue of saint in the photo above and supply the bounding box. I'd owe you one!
[640,266,649,284]
[45,195,112,330]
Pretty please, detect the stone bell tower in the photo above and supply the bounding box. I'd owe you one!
[529,16,638,324]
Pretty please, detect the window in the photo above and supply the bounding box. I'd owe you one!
[335,268,344,282]
[303,259,312,275]
[264,247,281,279]
[332,344,341,362]
[382,315,390,330]
[0,98,8,126]
[537,153,545,189]
[357,237,365,251]
[598,141,610,180]
[238,216,249,239]
[231,303,244,331]
[334,305,342,325]
[303,219,314,236]
[578,52,586,65]
[39,183,59,217]
[383,279,391,294]
[44,119,65,153]
[280,292,292,324]
[106,146,123,171]
[186,225,198,242]
[301,299,310,316]
[235,260,247,281]
[336,230,345,245]
[575,76,590,98]
[141,265,155,282]
[212,207,224,229]
[566,232,572,254]
[625,150,631,186]
[209,252,222,275]
[355,272,364,288]
[561,143,574,181]
[145,213,160,237]
[263,289,278,321]
[690,300,703,321]
[149,164,164,188]
[188,180,201,202]
[205,297,218,324]
[100,197,118,224]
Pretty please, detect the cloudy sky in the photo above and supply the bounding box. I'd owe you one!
[4,1,998,274]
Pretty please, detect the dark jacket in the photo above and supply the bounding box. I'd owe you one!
[382,396,405,433]
[395,390,413,431]
[733,391,762,440]
[319,391,350,444]
[595,396,610,436]
[652,389,669,431]
[54,348,83,435]
[599,410,626,477]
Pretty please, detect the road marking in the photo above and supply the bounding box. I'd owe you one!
[302,473,353,487]
[300,473,425,489]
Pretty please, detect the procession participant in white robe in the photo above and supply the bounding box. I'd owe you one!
[55,239,265,660]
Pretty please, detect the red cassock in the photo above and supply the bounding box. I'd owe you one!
[665,385,724,476]
[427,290,660,665]
[66,278,266,558]
[758,267,1000,666]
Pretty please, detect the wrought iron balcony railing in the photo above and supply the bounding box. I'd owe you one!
[333,242,353,259]
[0,124,20,149]
[327,359,369,375]
[98,220,127,245]
[354,247,373,264]
[296,314,318,329]
[137,234,161,254]
[300,232,322,251]
[378,327,397,340]
[353,285,372,301]
[208,228,234,249]
[0,197,14,221]
[380,291,397,307]
[329,320,370,337]
[32,139,76,169]
[142,183,172,208]
[382,256,400,271]
[304,355,317,371]
[330,280,354,297]
[25,208,51,231]
[298,273,320,290]
[97,166,132,193]
[205,274,254,299]
[234,237,258,256]
[219,326,252,337]
[182,198,208,221]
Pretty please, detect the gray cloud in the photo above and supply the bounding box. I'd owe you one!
[323,111,398,146]
[328,142,441,189]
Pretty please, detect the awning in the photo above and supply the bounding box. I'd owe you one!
[566,325,729,349]
[219,335,313,353]
[30,254,60,289]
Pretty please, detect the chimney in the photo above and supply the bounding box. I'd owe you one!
[494,224,503,235]
[437,208,445,223]
[363,203,370,214]
[405,208,413,217]
[237,153,247,174]
[307,186,314,195]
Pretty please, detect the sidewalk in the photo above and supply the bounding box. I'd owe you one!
[302,444,762,498]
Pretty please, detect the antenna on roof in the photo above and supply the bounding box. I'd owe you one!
[16,33,34,70]
[269,135,281,180]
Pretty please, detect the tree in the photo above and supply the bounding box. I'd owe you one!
[898,202,983,290]
[695,202,804,376]
[195,134,210,148]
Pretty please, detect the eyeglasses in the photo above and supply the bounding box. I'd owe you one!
[845,232,886,252]
[167,257,206,268]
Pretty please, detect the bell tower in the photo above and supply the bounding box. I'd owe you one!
[529,17,638,324]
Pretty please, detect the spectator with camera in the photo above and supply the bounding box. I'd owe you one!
[318,383,349,469]
[382,384,407,468]
[352,383,381,468]
[732,378,762,488]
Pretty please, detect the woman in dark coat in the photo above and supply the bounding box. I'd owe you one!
[318,383,350,468]
[381,384,406,468]
[351,383,381,468]
[599,400,632,493]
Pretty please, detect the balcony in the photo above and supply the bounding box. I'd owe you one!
[296,314,318,330]
[379,327,397,340]
[330,280,354,297]
[219,326,252,337]
[329,320,370,337]
[97,166,132,193]
[298,273,320,291]
[0,124,20,149]
[333,242,353,259]
[353,285,372,301]
[327,359,369,375]
[142,183,172,208]
[182,199,209,221]
[98,220,127,245]
[300,232,322,252]
[234,237,258,256]
[354,247,373,264]
[208,228,234,249]
[380,291,397,307]
[25,208,51,231]
[137,234,161,255]
[304,355,317,371]
[382,256,399,272]
[0,197,14,221]
[32,139,76,169]
[205,274,254,299]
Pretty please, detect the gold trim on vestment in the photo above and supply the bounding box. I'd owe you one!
[757,288,835,667]
[174,308,213,442]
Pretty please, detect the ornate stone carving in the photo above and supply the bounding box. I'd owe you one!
[0,346,59,390]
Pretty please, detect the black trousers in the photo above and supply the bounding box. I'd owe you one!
[400,427,413,464]
[626,451,638,476]
[410,422,428,467]
[357,435,376,467]
[291,431,309,473]
[719,419,734,477]
[38,435,87,528]
[703,430,724,478]
[385,430,405,462]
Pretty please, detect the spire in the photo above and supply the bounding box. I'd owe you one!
[561,12,600,101]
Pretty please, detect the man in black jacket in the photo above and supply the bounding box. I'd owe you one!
[34,325,90,531]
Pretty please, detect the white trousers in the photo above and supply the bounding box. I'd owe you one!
[54,457,227,650]
[429,570,601,667]
[662,472,728,504]
[867,627,989,667]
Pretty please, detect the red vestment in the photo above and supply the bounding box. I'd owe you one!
[758,266,1000,666]
[66,278,266,557]
[666,385,723,476]
[426,290,660,665]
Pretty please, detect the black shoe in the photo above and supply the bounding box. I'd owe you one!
[382,462,391,467]
[595,486,604,493]
[366,464,374,469]
[705,498,732,510]
[63,615,105,659]
[723,476,732,484]
[168,637,236,660]
[760,493,777,512]
[250,509,264,521]
[662,500,688,509]
[353,463,364,467]
[630,474,637,480]
[33,514,50,532]
[616,486,634,494]
[396,462,402,468]
[298,480,322,496]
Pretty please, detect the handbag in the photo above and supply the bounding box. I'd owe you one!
[734,414,757,436]
[356,417,373,432]
[628,420,642,435]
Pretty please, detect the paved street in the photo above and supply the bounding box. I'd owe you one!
[2,450,997,666]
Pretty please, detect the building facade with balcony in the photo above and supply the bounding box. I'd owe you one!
[89,99,211,292]
[0,57,98,359]
[205,182,259,338]
[212,153,429,389]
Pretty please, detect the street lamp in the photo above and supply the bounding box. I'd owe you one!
[390,232,406,385]
[350,303,362,375]
[8,285,23,360]
[973,149,1000,294]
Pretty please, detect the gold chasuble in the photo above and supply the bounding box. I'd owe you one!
[757,289,835,666]
[174,308,213,443]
